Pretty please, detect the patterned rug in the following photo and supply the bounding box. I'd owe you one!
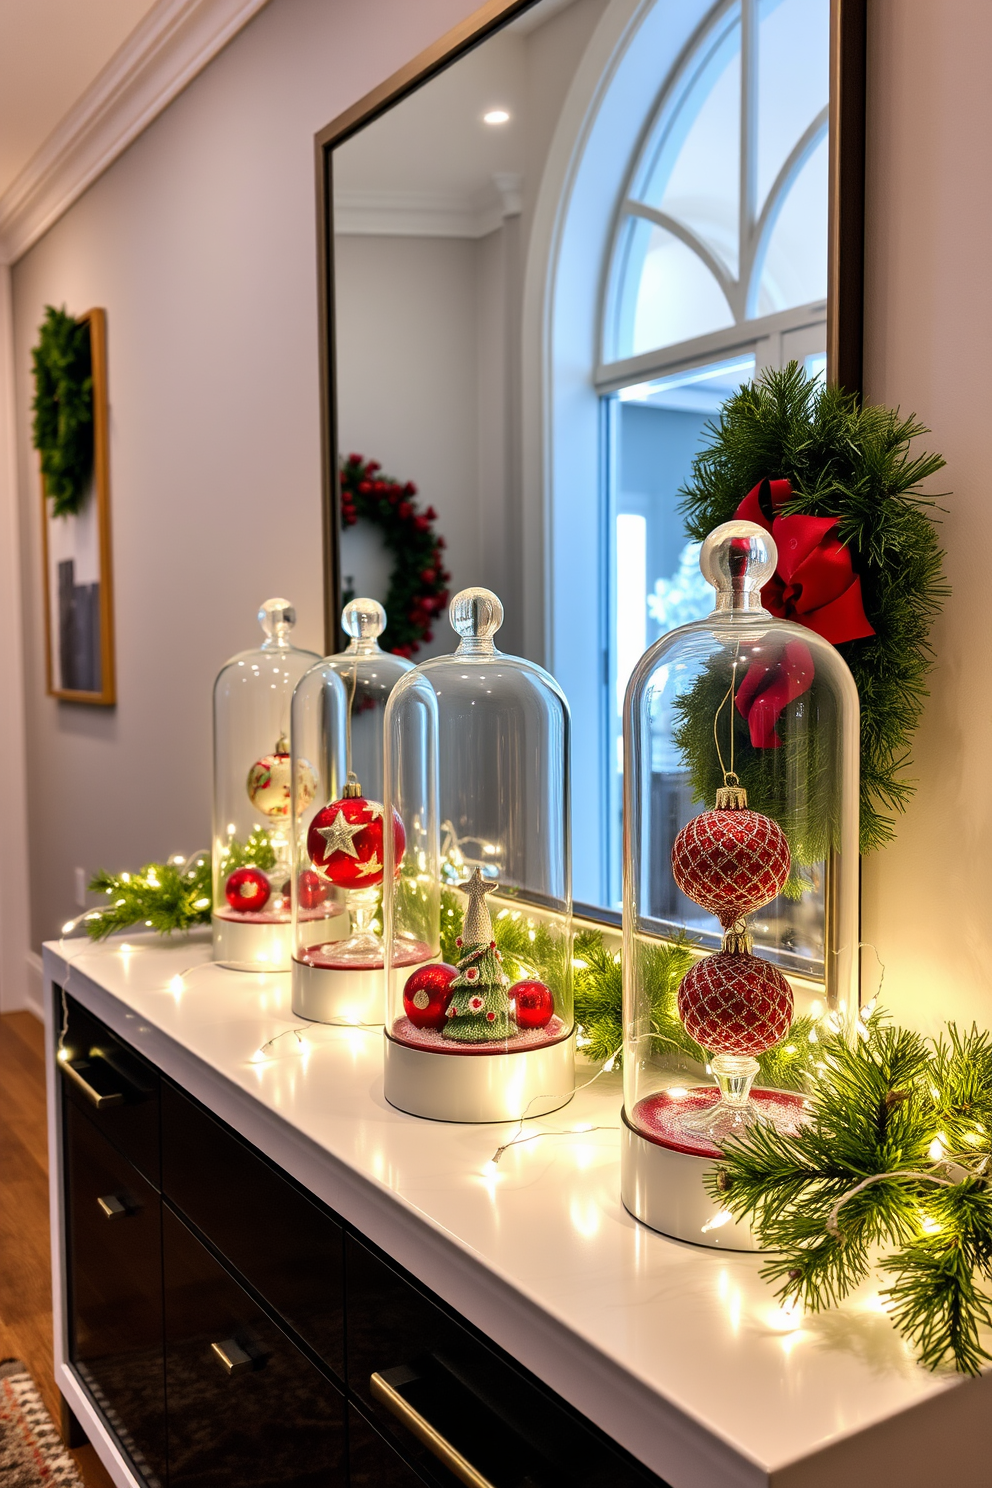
[0,1360,83,1486]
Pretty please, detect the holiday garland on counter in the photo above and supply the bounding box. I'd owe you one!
[710,1017,992,1376]
[31,306,94,517]
[678,362,948,856]
[339,454,450,657]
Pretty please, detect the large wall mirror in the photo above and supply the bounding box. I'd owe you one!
[316,0,865,972]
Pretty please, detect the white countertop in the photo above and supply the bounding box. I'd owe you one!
[43,932,991,1488]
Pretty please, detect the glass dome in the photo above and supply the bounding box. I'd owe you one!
[619,520,860,1246]
[382,587,575,1123]
[212,598,321,971]
[290,598,415,1023]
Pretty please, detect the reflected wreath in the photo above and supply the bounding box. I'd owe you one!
[339,453,450,656]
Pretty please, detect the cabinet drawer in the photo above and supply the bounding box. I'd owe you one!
[348,1404,434,1488]
[346,1235,668,1488]
[161,1081,344,1379]
[64,1100,166,1485]
[59,991,160,1186]
[163,1204,346,1488]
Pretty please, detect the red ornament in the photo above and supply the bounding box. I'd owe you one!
[225,866,271,913]
[306,795,405,889]
[677,951,793,1056]
[672,805,789,924]
[402,963,458,1030]
[296,869,327,911]
[512,980,554,1030]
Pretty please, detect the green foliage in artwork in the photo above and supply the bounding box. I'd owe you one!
[710,1018,992,1375]
[31,306,94,518]
[678,363,948,854]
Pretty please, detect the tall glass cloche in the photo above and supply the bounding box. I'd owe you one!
[212,598,321,971]
[620,521,860,1246]
[290,599,414,1023]
[382,587,574,1123]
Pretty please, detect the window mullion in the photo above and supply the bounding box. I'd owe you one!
[738,0,758,320]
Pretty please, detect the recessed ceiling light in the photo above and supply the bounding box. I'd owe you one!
[483,109,510,125]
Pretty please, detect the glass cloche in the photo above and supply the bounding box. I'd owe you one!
[620,521,860,1247]
[382,587,575,1123]
[212,598,321,971]
[290,598,415,1023]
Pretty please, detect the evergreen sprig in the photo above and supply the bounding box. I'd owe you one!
[679,363,948,853]
[32,306,94,517]
[86,854,211,940]
[710,1019,992,1374]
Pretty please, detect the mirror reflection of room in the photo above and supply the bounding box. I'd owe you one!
[332,0,830,960]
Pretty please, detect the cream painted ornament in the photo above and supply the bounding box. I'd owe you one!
[247,735,317,820]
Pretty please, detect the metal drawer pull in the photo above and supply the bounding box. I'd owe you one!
[96,1194,128,1220]
[62,1058,123,1109]
[211,1340,254,1377]
[370,1370,496,1488]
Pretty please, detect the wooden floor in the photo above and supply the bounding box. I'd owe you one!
[0,1011,114,1487]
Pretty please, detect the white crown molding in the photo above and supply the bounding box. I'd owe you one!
[0,0,270,265]
[334,173,523,240]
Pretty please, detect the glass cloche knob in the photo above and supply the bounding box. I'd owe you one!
[450,587,504,640]
[258,597,296,638]
[342,597,386,640]
[700,520,778,612]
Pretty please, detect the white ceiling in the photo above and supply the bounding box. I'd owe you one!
[0,0,159,200]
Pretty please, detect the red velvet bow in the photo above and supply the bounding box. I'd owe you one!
[735,478,875,645]
[729,478,872,748]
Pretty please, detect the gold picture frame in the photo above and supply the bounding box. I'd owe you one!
[40,307,116,705]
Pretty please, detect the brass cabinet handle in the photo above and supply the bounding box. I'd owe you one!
[61,1058,124,1109]
[211,1340,254,1377]
[96,1194,129,1220]
[370,1370,496,1488]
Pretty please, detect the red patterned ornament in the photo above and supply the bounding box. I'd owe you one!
[225,866,271,913]
[512,980,554,1030]
[403,963,459,1030]
[307,795,406,889]
[672,786,789,925]
[677,951,793,1056]
[296,869,327,911]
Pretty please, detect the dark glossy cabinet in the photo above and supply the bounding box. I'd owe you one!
[162,1207,345,1488]
[60,993,667,1488]
[64,1099,167,1486]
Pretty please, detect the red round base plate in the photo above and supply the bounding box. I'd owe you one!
[631,1086,808,1159]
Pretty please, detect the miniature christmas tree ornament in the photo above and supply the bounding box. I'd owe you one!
[212,599,321,971]
[382,587,575,1122]
[620,520,861,1248]
[290,598,418,1024]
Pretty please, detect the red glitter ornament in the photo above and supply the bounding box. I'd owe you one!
[402,963,459,1030]
[672,788,789,925]
[677,951,793,1056]
[512,980,554,1030]
[225,866,271,913]
[296,869,327,911]
[307,795,405,889]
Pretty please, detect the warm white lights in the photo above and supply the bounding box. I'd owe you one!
[483,109,510,125]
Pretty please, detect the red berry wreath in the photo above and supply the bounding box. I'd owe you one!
[339,454,451,657]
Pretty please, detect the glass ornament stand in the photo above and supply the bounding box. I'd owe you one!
[382,588,576,1124]
[212,599,321,973]
[619,521,860,1249]
[290,599,419,1025]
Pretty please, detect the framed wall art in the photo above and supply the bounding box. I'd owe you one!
[35,306,116,705]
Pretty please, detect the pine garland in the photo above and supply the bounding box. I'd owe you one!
[32,306,94,518]
[679,363,948,854]
[84,831,274,940]
[709,1018,992,1374]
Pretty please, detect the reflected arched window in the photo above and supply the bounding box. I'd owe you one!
[602,0,829,368]
[594,0,830,938]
